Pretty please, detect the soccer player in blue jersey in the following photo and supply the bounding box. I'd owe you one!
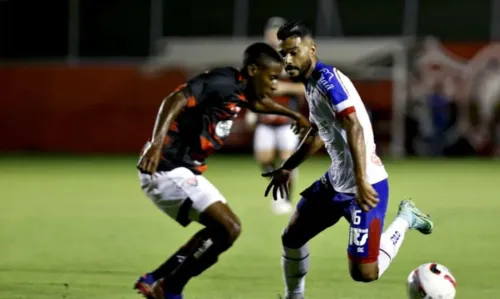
[263,21,434,299]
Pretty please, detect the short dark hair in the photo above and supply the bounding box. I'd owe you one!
[277,20,312,40]
[242,42,283,69]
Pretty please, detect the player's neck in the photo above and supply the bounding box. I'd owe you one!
[301,57,318,84]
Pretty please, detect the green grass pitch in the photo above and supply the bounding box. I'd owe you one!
[1,155,499,299]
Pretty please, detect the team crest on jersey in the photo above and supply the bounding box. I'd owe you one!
[185,177,198,186]
[215,120,233,138]
[318,68,335,91]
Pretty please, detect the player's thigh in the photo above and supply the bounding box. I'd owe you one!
[139,167,227,227]
[276,125,299,159]
[344,179,390,264]
[282,173,344,248]
[253,125,277,162]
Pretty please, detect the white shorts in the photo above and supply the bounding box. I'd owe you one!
[253,124,299,152]
[139,167,227,226]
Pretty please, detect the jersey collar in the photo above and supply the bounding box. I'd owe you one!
[313,60,326,73]
[306,60,325,91]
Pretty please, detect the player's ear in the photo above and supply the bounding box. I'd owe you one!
[247,64,258,77]
[309,43,316,56]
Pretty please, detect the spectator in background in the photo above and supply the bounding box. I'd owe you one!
[468,59,500,156]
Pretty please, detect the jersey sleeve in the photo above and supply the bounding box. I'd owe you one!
[176,72,211,108]
[318,68,356,118]
[177,70,237,108]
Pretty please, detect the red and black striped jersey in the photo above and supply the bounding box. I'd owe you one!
[157,67,248,174]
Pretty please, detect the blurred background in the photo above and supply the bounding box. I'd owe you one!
[1,1,500,299]
[2,0,500,157]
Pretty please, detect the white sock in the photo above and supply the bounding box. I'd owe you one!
[378,217,409,278]
[282,244,309,297]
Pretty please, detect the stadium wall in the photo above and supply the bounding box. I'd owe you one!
[0,65,390,153]
[1,42,497,155]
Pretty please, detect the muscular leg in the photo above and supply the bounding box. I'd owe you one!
[345,180,390,283]
[254,124,277,173]
[348,216,409,282]
[255,149,276,174]
[156,202,241,295]
[346,180,433,283]
[281,177,344,299]
[137,169,243,299]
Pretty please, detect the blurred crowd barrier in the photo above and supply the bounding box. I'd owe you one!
[406,38,500,157]
[1,38,498,157]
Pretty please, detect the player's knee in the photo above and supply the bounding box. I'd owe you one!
[216,220,241,250]
[255,151,274,166]
[281,227,305,249]
[226,221,241,245]
[349,263,379,283]
[350,271,378,283]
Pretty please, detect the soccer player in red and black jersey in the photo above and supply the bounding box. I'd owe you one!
[134,42,309,299]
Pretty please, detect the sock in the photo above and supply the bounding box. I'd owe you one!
[150,228,211,281]
[378,217,409,278]
[164,233,224,294]
[151,228,224,294]
[282,244,309,297]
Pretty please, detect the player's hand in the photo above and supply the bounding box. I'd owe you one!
[262,168,292,201]
[137,141,162,174]
[291,115,310,135]
[356,180,379,212]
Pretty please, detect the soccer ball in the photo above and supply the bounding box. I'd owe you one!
[406,263,457,299]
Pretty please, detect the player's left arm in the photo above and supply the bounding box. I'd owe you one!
[249,97,310,130]
[342,112,367,184]
[326,69,378,211]
[322,70,366,182]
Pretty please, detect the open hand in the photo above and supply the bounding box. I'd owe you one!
[262,168,292,201]
[291,115,310,136]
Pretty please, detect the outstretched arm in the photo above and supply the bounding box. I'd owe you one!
[250,97,303,120]
[273,81,306,97]
[249,97,310,133]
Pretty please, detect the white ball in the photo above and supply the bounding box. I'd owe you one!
[407,263,457,299]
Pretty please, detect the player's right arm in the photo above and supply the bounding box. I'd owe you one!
[281,125,323,170]
[262,125,323,200]
[137,89,188,174]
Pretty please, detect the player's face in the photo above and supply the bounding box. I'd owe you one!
[249,61,283,98]
[279,36,315,80]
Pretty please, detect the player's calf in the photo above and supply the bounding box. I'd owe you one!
[199,201,242,250]
[281,201,339,298]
